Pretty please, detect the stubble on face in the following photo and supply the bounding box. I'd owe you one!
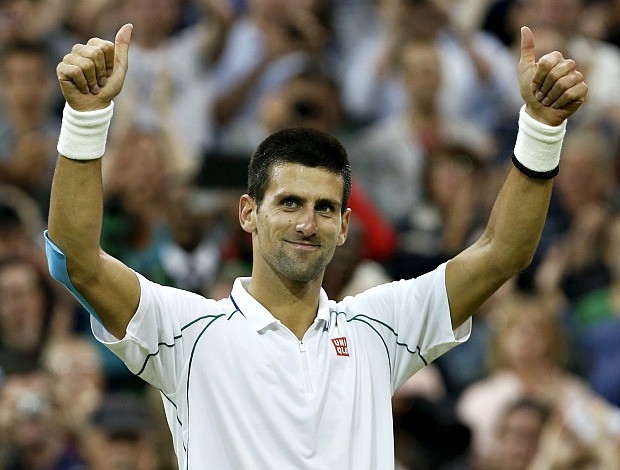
[252,164,347,287]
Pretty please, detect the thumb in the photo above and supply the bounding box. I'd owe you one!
[113,23,133,74]
[519,26,536,68]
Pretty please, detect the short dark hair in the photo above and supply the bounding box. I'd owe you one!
[247,127,352,213]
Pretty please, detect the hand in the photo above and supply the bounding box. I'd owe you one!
[56,23,133,112]
[519,26,588,126]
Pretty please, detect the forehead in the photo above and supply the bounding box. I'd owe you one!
[264,162,344,202]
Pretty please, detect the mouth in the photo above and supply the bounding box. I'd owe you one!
[285,240,320,250]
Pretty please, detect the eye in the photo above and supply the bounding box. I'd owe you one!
[316,201,335,213]
[282,197,299,209]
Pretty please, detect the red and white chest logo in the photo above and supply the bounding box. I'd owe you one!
[331,337,349,357]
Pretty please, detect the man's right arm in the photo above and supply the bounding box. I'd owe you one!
[48,24,139,339]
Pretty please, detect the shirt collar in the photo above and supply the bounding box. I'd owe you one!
[230,277,331,332]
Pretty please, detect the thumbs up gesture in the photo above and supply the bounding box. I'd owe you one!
[56,24,133,112]
[518,26,588,126]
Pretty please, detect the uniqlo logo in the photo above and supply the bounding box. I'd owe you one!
[331,337,349,357]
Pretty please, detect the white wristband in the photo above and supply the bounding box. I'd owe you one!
[512,105,566,179]
[57,102,114,160]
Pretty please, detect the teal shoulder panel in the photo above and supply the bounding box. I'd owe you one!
[44,230,102,324]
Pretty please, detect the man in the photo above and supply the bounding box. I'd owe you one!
[45,23,586,469]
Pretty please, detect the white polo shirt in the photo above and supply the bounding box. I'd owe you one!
[92,262,470,469]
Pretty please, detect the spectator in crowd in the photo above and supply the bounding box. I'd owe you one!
[535,125,617,299]
[538,209,620,407]
[103,0,235,166]
[387,143,489,280]
[0,0,76,62]
[349,36,495,226]
[100,126,192,286]
[509,0,620,129]
[42,335,106,451]
[212,0,335,144]
[457,293,620,468]
[0,369,84,469]
[0,185,47,265]
[159,182,232,294]
[79,393,159,470]
[0,41,62,216]
[0,256,64,375]
[341,0,516,131]
[484,398,551,470]
[393,366,471,469]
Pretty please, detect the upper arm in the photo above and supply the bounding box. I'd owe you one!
[82,250,141,338]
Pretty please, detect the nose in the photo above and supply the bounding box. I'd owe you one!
[295,208,317,237]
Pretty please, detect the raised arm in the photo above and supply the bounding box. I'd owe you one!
[47,24,138,338]
[445,26,588,328]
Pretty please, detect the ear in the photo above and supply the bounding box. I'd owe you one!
[337,208,351,246]
[239,194,257,233]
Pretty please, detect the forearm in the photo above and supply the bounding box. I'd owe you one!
[48,156,104,283]
[481,166,553,275]
[446,168,553,327]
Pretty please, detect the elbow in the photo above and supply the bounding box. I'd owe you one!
[45,231,102,289]
[480,233,535,280]
[494,248,535,280]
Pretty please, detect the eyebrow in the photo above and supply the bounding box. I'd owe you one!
[277,193,341,210]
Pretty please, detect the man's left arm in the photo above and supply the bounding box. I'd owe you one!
[445,26,588,329]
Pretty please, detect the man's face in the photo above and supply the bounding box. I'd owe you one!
[242,163,350,285]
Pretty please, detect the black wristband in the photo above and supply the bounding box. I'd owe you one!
[511,154,559,180]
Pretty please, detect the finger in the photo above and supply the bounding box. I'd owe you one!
[542,68,581,106]
[86,37,115,80]
[113,23,133,77]
[71,43,107,90]
[537,59,577,104]
[531,51,563,93]
[549,81,588,109]
[65,53,101,94]
[520,26,536,69]
[56,61,89,94]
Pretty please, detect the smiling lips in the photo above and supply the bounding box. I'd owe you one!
[286,240,320,249]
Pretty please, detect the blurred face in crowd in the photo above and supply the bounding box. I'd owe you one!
[259,76,342,134]
[0,49,53,114]
[0,372,63,469]
[524,0,583,34]
[110,131,170,210]
[0,0,37,43]
[555,131,612,215]
[44,338,105,428]
[122,0,182,45]
[82,431,157,470]
[427,152,478,210]
[0,259,46,354]
[400,40,442,110]
[495,406,546,470]
[496,302,559,370]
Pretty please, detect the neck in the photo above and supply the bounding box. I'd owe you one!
[248,268,323,340]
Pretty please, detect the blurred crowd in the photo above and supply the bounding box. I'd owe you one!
[1,0,620,468]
